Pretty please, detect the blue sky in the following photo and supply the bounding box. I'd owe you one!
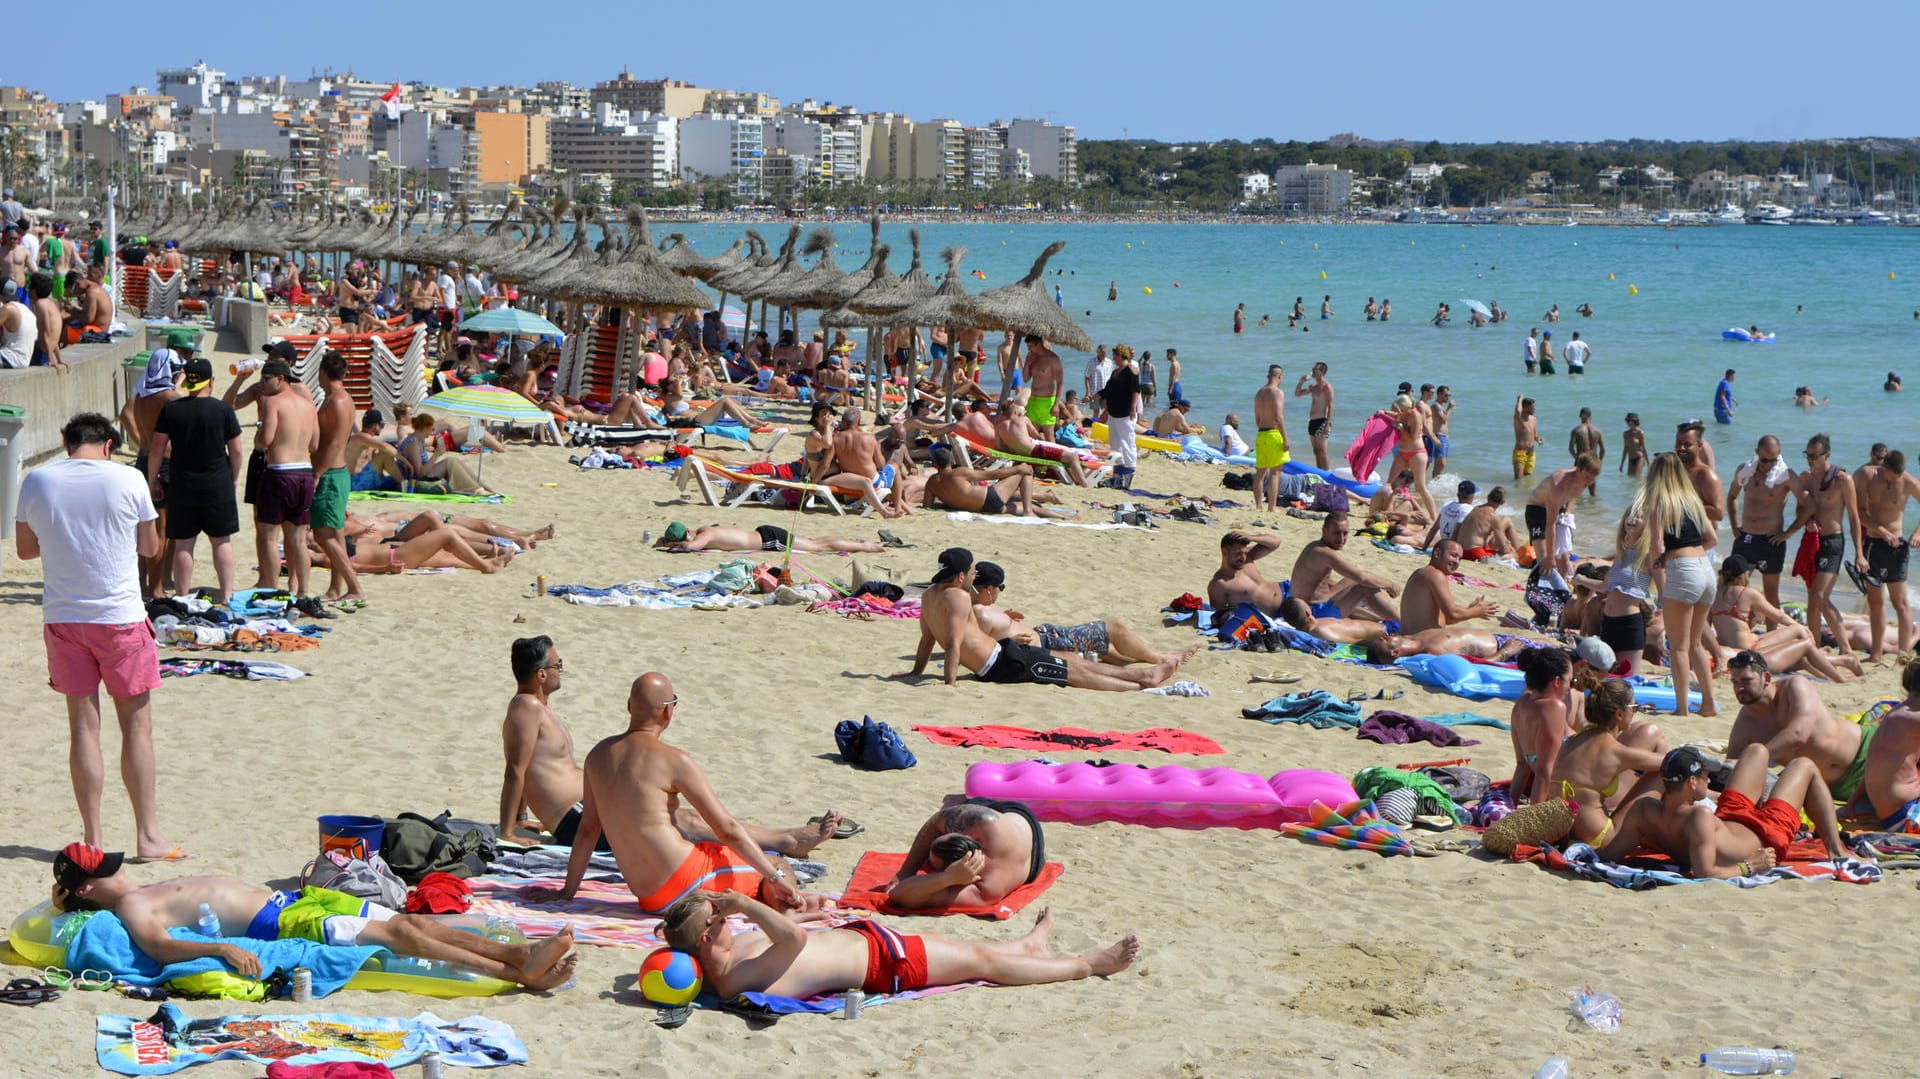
[23,1,1919,143]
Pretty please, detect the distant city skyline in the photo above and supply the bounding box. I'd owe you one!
[13,1,1919,143]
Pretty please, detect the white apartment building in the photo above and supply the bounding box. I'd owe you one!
[679,113,764,197]
[156,61,225,111]
[1001,119,1077,184]
[550,105,678,189]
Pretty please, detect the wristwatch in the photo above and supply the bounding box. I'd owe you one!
[767,866,788,882]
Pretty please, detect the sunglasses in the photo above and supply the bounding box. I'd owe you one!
[542,659,565,671]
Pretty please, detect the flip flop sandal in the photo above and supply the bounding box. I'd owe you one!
[1844,562,1873,593]
[41,968,72,991]
[75,970,115,991]
[809,815,866,841]
[651,1004,693,1029]
[0,979,59,1006]
[876,530,912,548]
[1374,689,1406,701]
[1249,673,1304,685]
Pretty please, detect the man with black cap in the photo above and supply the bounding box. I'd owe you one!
[147,346,243,603]
[1595,743,1852,876]
[226,342,323,612]
[970,561,1196,668]
[50,842,580,989]
[906,547,1184,691]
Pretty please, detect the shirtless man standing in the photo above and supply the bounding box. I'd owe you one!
[1021,336,1063,441]
[1429,385,1455,476]
[1856,449,1920,662]
[994,408,1091,486]
[1253,364,1289,513]
[310,352,364,604]
[499,638,840,857]
[1862,660,1920,832]
[1724,435,1796,609]
[1523,456,1599,554]
[815,407,902,518]
[1568,408,1605,496]
[29,272,64,371]
[1288,513,1401,620]
[906,548,1181,692]
[1782,433,1867,660]
[923,446,1058,519]
[1724,649,1870,806]
[1293,362,1334,470]
[556,672,820,915]
[1511,395,1542,479]
[1675,420,1725,524]
[225,357,320,605]
[1399,541,1500,634]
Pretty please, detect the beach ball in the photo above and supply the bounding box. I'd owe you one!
[1173,282,1181,288]
[639,948,703,1005]
[1143,286,1153,294]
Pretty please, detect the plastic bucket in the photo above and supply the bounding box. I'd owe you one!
[317,814,386,861]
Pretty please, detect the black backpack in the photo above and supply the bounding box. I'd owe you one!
[380,811,498,884]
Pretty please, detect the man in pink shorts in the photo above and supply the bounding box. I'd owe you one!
[14,413,183,861]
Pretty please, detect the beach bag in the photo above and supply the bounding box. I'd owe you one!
[1215,602,1274,645]
[1310,483,1349,515]
[853,580,904,603]
[834,715,917,771]
[301,848,408,909]
[1112,503,1154,528]
[1524,565,1573,629]
[1221,471,1253,491]
[380,811,496,884]
[1418,766,1492,806]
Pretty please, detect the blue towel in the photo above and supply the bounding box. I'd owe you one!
[1421,711,1513,731]
[68,911,379,996]
[1241,689,1365,728]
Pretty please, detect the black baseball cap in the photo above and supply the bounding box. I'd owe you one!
[932,547,974,585]
[261,359,292,379]
[1661,747,1711,785]
[1456,480,1477,499]
[54,842,124,893]
[181,358,214,392]
[263,339,299,363]
[973,561,1006,588]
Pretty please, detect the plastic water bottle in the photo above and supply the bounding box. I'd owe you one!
[1701,1047,1796,1075]
[196,904,221,937]
[1569,987,1622,1033]
[1533,1058,1570,1079]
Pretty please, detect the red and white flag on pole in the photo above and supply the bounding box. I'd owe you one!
[381,82,404,121]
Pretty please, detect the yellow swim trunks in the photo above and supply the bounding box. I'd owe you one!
[1255,428,1290,469]
[1512,448,1536,476]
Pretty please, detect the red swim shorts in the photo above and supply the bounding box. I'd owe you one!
[1715,788,1800,860]
[45,622,161,698]
[847,919,930,994]
[634,841,762,915]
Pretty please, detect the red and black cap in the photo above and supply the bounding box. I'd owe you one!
[53,842,123,892]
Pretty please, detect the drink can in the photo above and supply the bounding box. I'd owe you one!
[843,989,864,1019]
[642,530,653,545]
[420,1050,444,1079]
[535,575,546,596]
[291,967,312,1003]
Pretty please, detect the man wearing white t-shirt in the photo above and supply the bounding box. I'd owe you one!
[1420,480,1478,552]
[15,412,180,861]
[1083,345,1112,404]
[1563,331,1592,375]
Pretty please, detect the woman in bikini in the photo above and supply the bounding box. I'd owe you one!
[1709,555,1861,682]
[1386,394,1439,525]
[307,525,514,575]
[1548,679,1669,845]
[396,413,495,496]
[658,378,762,430]
[1509,647,1575,805]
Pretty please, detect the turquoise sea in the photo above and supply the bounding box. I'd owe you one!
[654,221,1918,546]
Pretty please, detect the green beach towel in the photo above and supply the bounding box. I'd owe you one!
[349,491,509,505]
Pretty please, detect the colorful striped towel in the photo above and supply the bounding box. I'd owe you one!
[1277,800,1414,857]
[466,877,668,949]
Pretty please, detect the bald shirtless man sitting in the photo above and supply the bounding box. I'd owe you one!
[905,547,1185,692]
[554,671,826,915]
[887,797,1044,909]
[1724,649,1874,808]
[1595,746,1852,877]
[499,637,843,858]
[972,561,1191,667]
[1861,659,1920,833]
[1289,513,1401,621]
[1398,541,1500,634]
[51,842,577,990]
[651,521,883,554]
[661,890,1137,1001]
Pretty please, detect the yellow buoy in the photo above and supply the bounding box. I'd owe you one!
[1126,243,1132,249]
[1410,241,1416,246]
[1279,240,1285,246]
[1608,272,1615,280]
[1143,286,1152,294]
[1319,271,1327,280]
[1312,243,1319,250]
[1891,272,1898,280]
[1628,284,1639,295]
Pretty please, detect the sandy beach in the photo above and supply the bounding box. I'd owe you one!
[2,341,1912,1078]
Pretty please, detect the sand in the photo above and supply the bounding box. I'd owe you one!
[1,360,1912,1077]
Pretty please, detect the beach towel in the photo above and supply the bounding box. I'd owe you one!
[1277,801,1414,857]
[811,595,922,619]
[1356,711,1481,747]
[943,512,1135,531]
[838,851,1065,920]
[157,658,307,680]
[1345,413,1397,484]
[68,912,376,995]
[911,724,1224,755]
[1242,690,1364,728]
[1511,839,1882,889]
[484,846,624,882]
[96,1005,525,1076]
[348,491,507,505]
[465,878,668,950]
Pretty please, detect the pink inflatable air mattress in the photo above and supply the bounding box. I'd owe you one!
[964,761,1358,830]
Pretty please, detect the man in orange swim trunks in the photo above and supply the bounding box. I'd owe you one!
[555,671,836,914]
[1594,744,1853,877]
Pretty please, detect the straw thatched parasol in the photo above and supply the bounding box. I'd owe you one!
[759,227,849,311]
[894,245,973,329]
[565,207,711,314]
[655,233,707,276]
[818,244,895,329]
[524,209,614,301]
[951,241,1093,352]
